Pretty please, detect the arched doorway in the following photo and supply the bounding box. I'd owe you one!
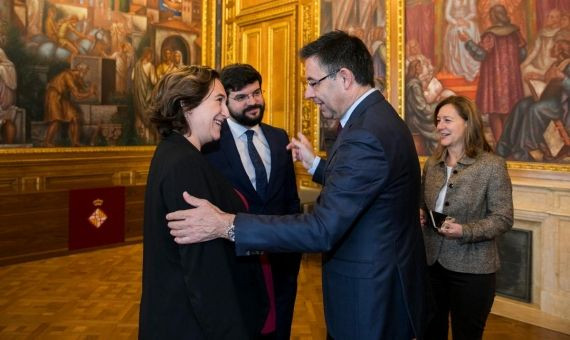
[160,35,190,65]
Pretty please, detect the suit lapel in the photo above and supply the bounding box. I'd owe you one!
[327,90,385,162]
[219,122,258,197]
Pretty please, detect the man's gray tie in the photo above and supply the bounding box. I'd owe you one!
[245,130,267,199]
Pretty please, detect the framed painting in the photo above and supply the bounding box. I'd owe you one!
[318,0,389,152]
[403,0,570,171]
[0,0,215,149]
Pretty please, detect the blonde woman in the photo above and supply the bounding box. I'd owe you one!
[420,95,513,340]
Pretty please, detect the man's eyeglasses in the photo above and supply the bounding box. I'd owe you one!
[230,89,264,103]
[306,69,340,88]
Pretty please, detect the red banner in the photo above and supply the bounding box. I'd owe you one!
[68,187,125,250]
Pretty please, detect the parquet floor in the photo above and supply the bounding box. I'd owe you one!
[0,243,567,339]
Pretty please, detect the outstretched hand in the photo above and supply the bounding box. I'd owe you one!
[286,132,316,170]
[166,192,235,244]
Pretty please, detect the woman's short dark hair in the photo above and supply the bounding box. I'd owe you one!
[432,95,492,159]
[149,65,220,138]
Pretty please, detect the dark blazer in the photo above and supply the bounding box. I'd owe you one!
[139,133,268,340]
[203,122,301,340]
[233,91,429,339]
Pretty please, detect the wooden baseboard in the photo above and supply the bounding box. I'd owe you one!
[491,296,570,335]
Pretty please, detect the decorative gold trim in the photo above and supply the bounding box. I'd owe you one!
[235,1,297,20]
[299,3,312,141]
[235,0,297,17]
[507,162,570,172]
[223,2,236,64]
[299,1,321,156]
[289,8,299,137]
[385,1,391,104]
[224,1,298,66]
[386,0,404,114]
[201,0,217,67]
[0,146,155,155]
[396,1,405,116]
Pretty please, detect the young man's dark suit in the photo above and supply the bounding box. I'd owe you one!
[202,121,301,340]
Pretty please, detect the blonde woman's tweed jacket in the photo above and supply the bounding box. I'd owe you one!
[421,150,513,274]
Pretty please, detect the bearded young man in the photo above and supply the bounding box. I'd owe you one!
[201,63,301,340]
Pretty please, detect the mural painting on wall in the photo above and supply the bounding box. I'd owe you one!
[320,0,386,151]
[405,0,570,163]
[0,0,201,147]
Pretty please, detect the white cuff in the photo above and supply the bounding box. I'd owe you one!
[308,156,321,176]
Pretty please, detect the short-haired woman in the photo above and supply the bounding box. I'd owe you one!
[139,66,268,339]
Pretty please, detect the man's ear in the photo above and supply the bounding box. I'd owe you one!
[338,68,353,89]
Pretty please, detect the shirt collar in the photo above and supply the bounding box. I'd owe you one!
[339,88,377,128]
[435,148,477,166]
[227,117,262,138]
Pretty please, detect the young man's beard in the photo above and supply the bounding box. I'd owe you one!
[230,104,265,127]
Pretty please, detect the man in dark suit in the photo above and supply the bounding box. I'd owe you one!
[167,31,429,339]
[202,63,301,340]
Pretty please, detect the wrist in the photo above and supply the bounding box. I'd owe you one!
[308,155,316,166]
[223,214,236,241]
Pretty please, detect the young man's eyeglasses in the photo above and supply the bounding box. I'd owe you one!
[230,88,264,103]
[306,69,340,88]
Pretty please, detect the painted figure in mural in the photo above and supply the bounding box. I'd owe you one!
[56,15,93,58]
[405,0,435,65]
[562,12,570,30]
[132,47,158,144]
[172,50,184,70]
[0,48,17,144]
[460,4,526,143]
[110,22,127,53]
[497,31,570,162]
[26,0,43,37]
[156,48,174,79]
[406,39,455,105]
[405,59,439,154]
[45,7,59,42]
[369,26,386,80]
[477,0,526,37]
[82,28,112,57]
[443,0,480,81]
[107,42,131,95]
[330,0,383,43]
[325,0,385,78]
[43,63,97,147]
[521,8,562,96]
[0,11,7,47]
